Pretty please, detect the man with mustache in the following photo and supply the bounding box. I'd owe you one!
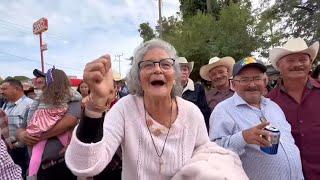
[268,38,320,179]
[200,56,235,111]
[209,57,303,180]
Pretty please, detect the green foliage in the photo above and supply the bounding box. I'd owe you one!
[253,6,284,59]
[138,23,155,42]
[255,0,320,61]
[5,76,30,82]
[167,13,216,80]
[157,16,183,40]
[179,0,207,18]
[212,2,257,60]
[137,0,320,79]
[138,2,258,81]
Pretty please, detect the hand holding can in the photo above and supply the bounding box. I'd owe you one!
[260,126,280,155]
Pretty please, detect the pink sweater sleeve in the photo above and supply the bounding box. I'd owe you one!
[65,103,125,177]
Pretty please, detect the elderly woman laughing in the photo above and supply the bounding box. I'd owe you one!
[65,39,247,180]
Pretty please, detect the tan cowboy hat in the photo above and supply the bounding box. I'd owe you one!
[270,37,319,70]
[177,57,194,72]
[113,70,125,81]
[200,56,235,81]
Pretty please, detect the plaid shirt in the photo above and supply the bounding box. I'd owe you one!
[1,96,33,147]
[0,109,13,149]
[0,138,23,180]
[206,88,234,111]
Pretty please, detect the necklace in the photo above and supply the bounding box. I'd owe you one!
[143,98,173,174]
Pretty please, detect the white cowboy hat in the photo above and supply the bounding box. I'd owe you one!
[270,37,319,70]
[177,57,194,72]
[113,70,125,81]
[200,56,235,81]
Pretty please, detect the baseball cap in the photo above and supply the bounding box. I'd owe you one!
[232,57,267,77]
[33,69,46,78]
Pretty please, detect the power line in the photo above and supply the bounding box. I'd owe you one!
[0,51,83,72]
[0,19,68,41]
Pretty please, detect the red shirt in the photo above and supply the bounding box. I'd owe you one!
[268,78,320,180]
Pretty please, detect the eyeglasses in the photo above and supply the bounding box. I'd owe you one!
[138,58,175,71]
[233,76,264,85]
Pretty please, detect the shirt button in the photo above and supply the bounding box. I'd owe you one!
[299,120,303,123]
[301,134,305,137]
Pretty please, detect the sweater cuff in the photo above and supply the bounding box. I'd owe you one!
[77,113,104,143]
[65,126,107,177]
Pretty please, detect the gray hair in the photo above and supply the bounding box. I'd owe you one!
[127,38,182,97]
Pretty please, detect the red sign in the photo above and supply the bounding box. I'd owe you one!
[33,18,48,35]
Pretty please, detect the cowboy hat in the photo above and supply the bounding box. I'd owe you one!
[270,38,319,70]
[177,57,194,72]
[200,56,235,81]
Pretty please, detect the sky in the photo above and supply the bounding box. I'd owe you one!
[0,0,180,79]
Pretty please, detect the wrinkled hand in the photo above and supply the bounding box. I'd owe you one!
[83,55,115,112]
[242,121,271,147]
[16,129,40,146]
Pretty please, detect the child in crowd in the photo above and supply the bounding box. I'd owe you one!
[26,68,82,176]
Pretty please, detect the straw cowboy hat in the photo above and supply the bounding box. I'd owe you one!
[177,57,194,72]
[200,56,235,81]
[113,70,125,81]
[270,37,319,70]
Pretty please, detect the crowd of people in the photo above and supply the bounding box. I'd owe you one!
[0,37,320,180]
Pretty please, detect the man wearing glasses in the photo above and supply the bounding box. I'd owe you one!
[209,57,303,180]
[1,78,33,179]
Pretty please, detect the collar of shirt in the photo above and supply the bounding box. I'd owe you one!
[182,78,195,93]
[233,92,268,108]
[278,77,320,93]
[4,96,28,110]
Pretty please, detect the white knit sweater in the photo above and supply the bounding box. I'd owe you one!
[65,95,210,180]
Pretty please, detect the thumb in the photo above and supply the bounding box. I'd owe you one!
[256,121,270,130]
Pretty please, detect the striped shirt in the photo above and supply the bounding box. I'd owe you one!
[1,96,33,147]
[209,93,304,180]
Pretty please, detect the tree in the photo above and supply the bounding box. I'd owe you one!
[138,1,259,81]
[212,2,257,60]
[253,6,284,59]
[180,0,242,19]
[138,23,156,42]
[157,16,183,40]
[179,0,207,18]
[169,13,216,80]
[256,0,320,61]
[5,76,30,82]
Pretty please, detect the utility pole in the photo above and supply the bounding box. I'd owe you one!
[158,0,163,39]
[115,53,123,76]
[33,18,48,72]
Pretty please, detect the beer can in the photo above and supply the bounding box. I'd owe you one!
[260,126,280,155]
